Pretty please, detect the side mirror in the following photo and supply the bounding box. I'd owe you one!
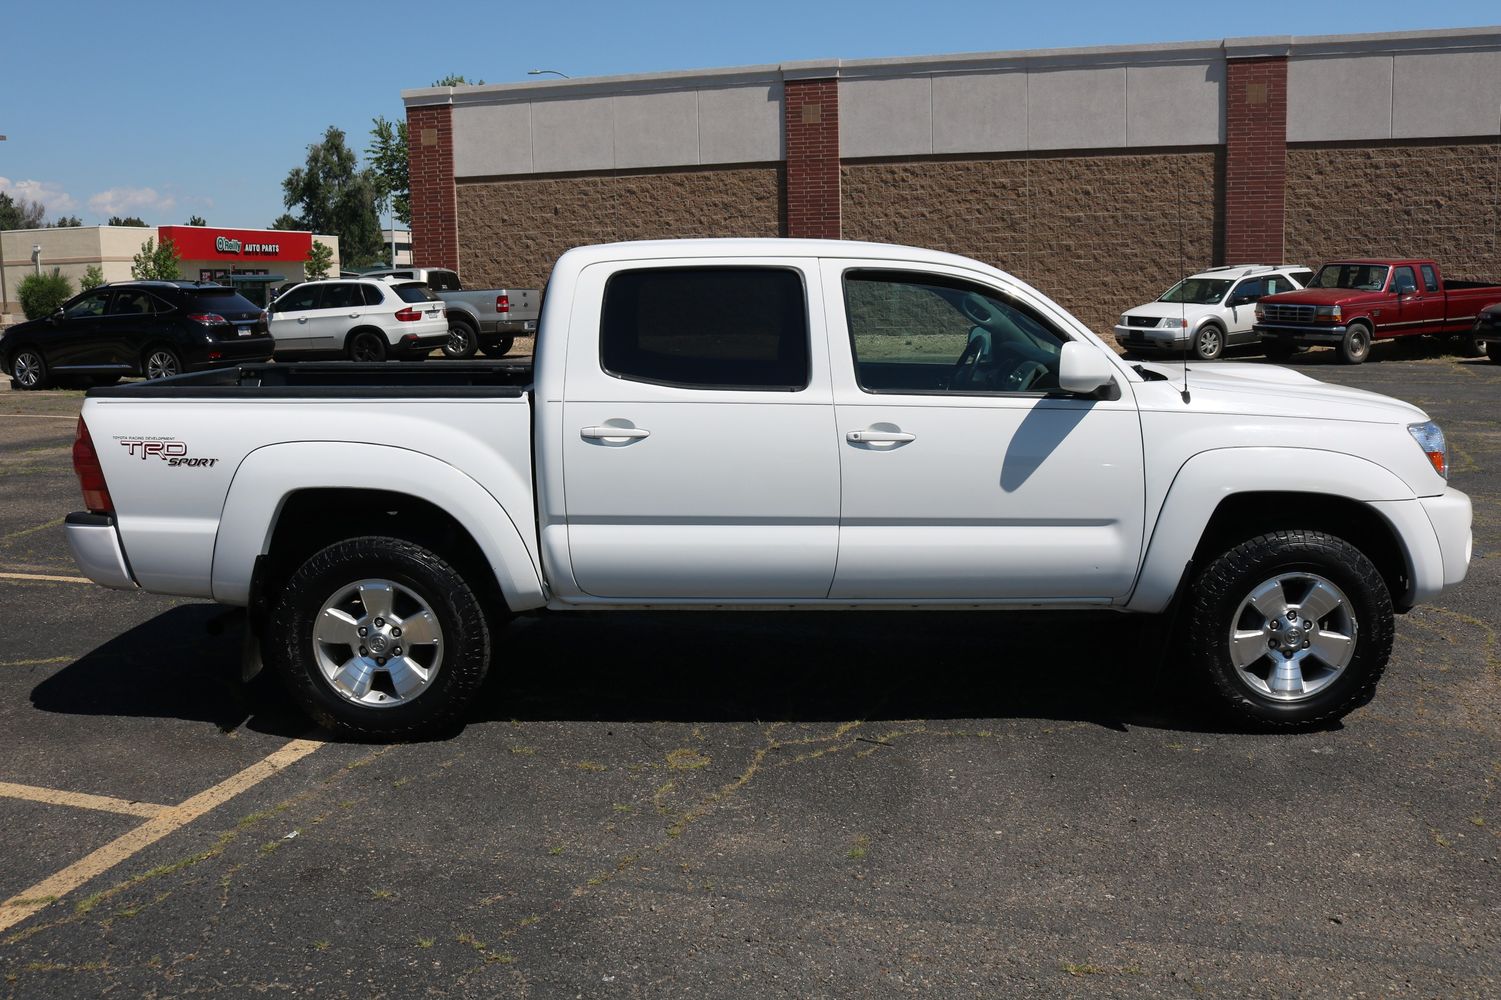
[48,309,63,324]
[1058,341,1115,395]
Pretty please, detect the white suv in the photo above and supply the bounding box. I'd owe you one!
[267,277,448,361]
[1115,265,1313,360]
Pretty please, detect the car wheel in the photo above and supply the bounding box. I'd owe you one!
[1337,323,1372,365]
[442,321,479,359]
[143,347,181,380]
[347,330,388,363]
[1183,529,1392,729]
[1193,323,1224,361]
[1453,333,1485,358]
[266,536,492,738]
[479,336,515,359]
[10,347,48,390]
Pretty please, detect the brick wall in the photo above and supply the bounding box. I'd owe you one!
[1286,141,1501,283]
[842,153,1220,335]
[454,167,784,289]
[407,104,459,272]
[1223,57,1288,264]
[784,79,841,239]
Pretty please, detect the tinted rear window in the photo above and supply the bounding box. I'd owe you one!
[428,270,461,292]
[394,282,439,304]
[182,289,261,313]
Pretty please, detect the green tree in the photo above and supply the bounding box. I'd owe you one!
[269,213,305,231]
[432,74,484,86]
[80,264,105,290]
[281,125,384,266]
[186,214,207,226]
[367,116,409,226]
[51,215,84,227]
[0,192,46,230]
[18,268,73,319]
[131,236,181,280]
[108,215,148,227]
[304,240,335,280]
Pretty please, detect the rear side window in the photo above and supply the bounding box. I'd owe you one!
[320,283,362,310]
[1420,265,1439,293]
[394,283,439,304]
[109,291,157,316]
[600,268,809,391]
[361,285,386,306]
[1393,266,1418,294]
[1289,269,1314,287]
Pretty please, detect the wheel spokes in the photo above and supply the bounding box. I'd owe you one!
[1308,630,1354,670]
[332,657,376,699]
[1298,580,1343,622]
[357,582,395,621]
[396,609,438,646]
[316,608,362,650]
[385,656,427,700]
[1229,628,1269,669]
[1246,579,1288,621]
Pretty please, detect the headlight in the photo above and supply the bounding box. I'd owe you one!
[1316,304,1342,320]
[1255,304,1265,320]
[1119,314,1130,327]
[1160,317,1187,329]
[1408,421,1447,479]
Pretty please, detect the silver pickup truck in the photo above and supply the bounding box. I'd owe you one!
[363,266,538,359]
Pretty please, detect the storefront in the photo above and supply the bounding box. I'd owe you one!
[156,226,333,285]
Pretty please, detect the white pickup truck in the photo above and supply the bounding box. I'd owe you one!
[64,239,1472,738]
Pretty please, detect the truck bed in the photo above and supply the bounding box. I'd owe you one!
[86,360,535,399]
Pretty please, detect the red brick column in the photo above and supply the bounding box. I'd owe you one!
[783,78,841,239]
[406,103,459,271]
[1223,56,1288,264]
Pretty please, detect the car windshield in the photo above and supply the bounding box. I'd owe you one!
[1310,264,1389,291]
[393,282,439,303]
[1158,278,1232,305]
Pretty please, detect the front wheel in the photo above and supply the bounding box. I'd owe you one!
[1192,323,1224,361]
[479,336,515,359]
[347,330,388,363]
[1183,530,1393,728]
[1337,324,1372,365]
[266,536,492,738]
[10,348,48,390]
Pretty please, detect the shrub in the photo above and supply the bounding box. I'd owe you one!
[80,264,105,290]
[18,268,74,320]
[131,237,181,281]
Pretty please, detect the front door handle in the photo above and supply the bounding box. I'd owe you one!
[297,317,308,324]
[582,425,651,441]
[847,429,916,443]
[348,312,360,318]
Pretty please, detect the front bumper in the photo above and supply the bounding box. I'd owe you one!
[1113,324,1190,350]
[1255,323,1347,345]
[1472,319,1501,344]
[64,512,137,590]
[1370,488,1472,609]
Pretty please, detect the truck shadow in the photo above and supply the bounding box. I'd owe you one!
[28,605,1310,739]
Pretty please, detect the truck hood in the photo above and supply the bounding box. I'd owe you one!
[1133,360,1428,424]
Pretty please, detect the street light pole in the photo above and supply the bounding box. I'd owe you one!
[527,69,570,79]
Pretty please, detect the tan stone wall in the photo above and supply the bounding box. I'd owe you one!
[455,167,784,289]
[1285,142,1501,282]
[841,153,1222,336]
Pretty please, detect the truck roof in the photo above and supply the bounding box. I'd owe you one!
[1322,258,1435,266]
[558,238,1002,273]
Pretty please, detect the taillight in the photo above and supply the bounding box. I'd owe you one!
[496,294,510,315]
[187,312,228,325]
[72,417,113,515]
[394,307,421,322]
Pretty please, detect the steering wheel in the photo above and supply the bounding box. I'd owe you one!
[952,337,985,387]
[1006,360,1049,392]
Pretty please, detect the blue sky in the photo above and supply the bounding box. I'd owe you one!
[1,1,1495,230]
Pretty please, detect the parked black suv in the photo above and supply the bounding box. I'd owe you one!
[1,281,273,390]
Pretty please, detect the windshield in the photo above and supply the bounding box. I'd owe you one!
[1311,264,1389,291]
[1158,278,1232,305]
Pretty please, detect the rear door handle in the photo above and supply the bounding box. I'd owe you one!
[582,426,651,441]
[348,312,360,318]
[846,430,916,443]
[297,317,308,324]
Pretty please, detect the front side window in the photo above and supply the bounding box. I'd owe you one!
[1311,264,1389,291]
[1420,264,1439,293]
[276,284,321,312]
[600,267,809,390]
[64,291,111,319]
[844,271,1066,395]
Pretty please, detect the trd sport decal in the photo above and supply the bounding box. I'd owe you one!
[116,438,220,467]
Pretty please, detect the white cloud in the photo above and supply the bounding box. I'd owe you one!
[87,186,176,217]
[0,176,78,213]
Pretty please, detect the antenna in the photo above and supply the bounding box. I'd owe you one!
[1177,182,1191,404]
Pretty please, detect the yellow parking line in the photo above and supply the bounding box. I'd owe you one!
[0,517,64,544]
[0,781,168,819]
[0,571,93,584]
[0,414,78,420]
[0,738,322,932]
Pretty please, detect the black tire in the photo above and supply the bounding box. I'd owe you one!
[479,336,515,359]
[142,346,181,380]
[1453,333,1485,358]
[266,536,492,739]
[1183,529,1393,729]
[347,330,388,363]
[442,320,479,359]
[1262,341,1296,363]
[1487,341,1501,365]
[1337,323,1372,365]
[9,347,49,390]
[1192,322,1225,361]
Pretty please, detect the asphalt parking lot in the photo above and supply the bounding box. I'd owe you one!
[0,340,1498,998]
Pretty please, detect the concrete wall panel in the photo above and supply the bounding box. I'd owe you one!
[612,90,699,170]
[529,97,615,174]
[1287,56,1394,141]
[698,83,782,164]
[1392,49,1501,138]
[1028,67,1126,150]
[932,71,1027,154]
[840,76,932,158]
[453,103,533,177]
[1126,61,1223,146]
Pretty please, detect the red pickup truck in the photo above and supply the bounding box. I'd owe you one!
[1254,259,1501,364]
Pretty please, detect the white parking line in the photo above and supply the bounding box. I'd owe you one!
[0,572,93,584]
[0,738,323,932]
[0,781,168,819]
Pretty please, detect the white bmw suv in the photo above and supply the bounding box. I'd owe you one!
[267,277,448,361]
[1115,264,1313,361]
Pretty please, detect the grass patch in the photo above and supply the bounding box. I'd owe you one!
[666,748,710,771]
[416,937,435,949]
[575,761,606,772]
[847,834,871,861]
[509,746,536,756]
[1063,963,1108,977]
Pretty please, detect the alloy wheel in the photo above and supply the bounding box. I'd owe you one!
[311,579,444,708]
[1227,571,1358,701]
[12,350,43,388]
[145,350,178,380]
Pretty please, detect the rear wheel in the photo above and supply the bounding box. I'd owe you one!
[347,330,388,363]
[1337,323,1372,365]
[1183,530,1392,728]
[479,336,515,359]
[143,347,180,380]
[442,320,479,359]
[10,348,48,390]
[266,536,492,738]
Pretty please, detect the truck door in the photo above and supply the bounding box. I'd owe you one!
[1390,265,1440,335]
[559,260,840,599]
[821,260,1145,601]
